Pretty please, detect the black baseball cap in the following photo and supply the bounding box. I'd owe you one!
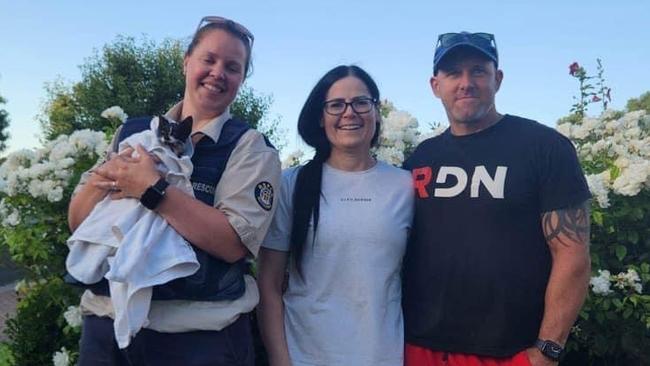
[433,32,498,74]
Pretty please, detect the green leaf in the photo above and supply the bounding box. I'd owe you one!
[592,211,604,226]
[602,298,611,311]
[615,245,627,261]
[623,307,634,319]
[641,263,650,273]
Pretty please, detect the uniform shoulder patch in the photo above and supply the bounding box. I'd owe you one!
[255,181,274,211]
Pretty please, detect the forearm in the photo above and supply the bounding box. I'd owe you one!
[155,186,248,262]
[258,249,292,366]
[538,200,592,345]
[538,250,591,344]
[68,177,108,232]
[258,291,292,366]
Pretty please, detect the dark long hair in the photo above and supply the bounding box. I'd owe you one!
[290,65,381,275]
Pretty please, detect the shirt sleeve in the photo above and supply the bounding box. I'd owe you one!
[538,133,592,213]
[213,130,282,257]
[260,167,300,252]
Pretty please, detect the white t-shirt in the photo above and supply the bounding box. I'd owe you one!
[262,161,414,366]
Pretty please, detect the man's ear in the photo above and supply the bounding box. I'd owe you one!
[495,69,504,92]
[430,76,441,98]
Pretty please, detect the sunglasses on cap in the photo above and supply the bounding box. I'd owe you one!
[195,16,255,48]
[436,32,496,50]
[433,32,498,74]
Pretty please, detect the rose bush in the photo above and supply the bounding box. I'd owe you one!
[557,107,650,364]
[0,127,108,365]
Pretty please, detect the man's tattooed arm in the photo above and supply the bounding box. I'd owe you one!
[532,199,592,355]
[542,200,591,247]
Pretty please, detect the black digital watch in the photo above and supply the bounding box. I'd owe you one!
[535,339,563,362]
[139,178,169,210]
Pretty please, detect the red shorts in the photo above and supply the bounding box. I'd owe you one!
[405,343,532,366]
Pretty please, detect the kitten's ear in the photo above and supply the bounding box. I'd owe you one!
[158,115,171,136]
[174,116,193,141]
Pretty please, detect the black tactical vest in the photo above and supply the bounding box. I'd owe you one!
[69,116,252,301]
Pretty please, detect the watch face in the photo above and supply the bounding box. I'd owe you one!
[542,341,562,360]
[548,343,562,353]
[141,179,168,210]
[536,339,562,361]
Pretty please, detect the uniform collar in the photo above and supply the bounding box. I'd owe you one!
[165,101,233,143]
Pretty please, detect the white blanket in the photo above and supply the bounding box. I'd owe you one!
[67,117,199,348]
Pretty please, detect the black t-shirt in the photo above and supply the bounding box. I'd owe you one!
[402,115,591,357]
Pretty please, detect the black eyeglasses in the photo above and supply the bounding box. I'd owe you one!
[323,97,377,116]
[435,32,496,51]
[196,16,255,48]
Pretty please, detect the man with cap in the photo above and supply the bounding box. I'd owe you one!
[402,32,592,366]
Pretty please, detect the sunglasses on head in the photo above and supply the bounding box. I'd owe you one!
[195,16,255,48]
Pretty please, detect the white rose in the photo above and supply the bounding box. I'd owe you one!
[589,270,613,295]
[2,210,21,227]
[63,305,83,328]
[572,124,590,139]
[52,347,71,366]
[585,174,610,208]
[101,106,128,123]
[281,150,305,169]
[47,186,64,203]
[556,123,572,138]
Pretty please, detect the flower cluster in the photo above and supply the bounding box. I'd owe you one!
[52,347,72,366]
[557,110,650,207]
[281,150,305,169]
[0,199,20,226]
[373,108,445,166]
[100,105,128,123]
[63,305,83,328]
[612,268,643,293]
[589,268,644,295]
[590,270,614,295]
[373,109,420,166]
[0,130,107,209]
[13,278,47,294]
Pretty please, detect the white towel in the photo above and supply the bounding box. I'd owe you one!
[67,117,199,348]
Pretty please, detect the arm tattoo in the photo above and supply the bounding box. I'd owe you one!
[542,200,591,247]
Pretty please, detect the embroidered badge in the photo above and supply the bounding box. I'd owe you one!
[255,181,274,211]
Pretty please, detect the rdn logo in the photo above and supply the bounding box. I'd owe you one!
[413,166,508,199]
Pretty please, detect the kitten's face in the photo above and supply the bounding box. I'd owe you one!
[157,116,193,156]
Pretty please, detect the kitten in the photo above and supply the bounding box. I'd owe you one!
[157,115,193,157]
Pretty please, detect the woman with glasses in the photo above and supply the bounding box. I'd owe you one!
[257,65,413,366]
[68,16,280,366]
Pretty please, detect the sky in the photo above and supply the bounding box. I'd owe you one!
[1,0,649,157]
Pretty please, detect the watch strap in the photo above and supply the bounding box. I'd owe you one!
[535,339,563,361]
[140,178,169,210]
